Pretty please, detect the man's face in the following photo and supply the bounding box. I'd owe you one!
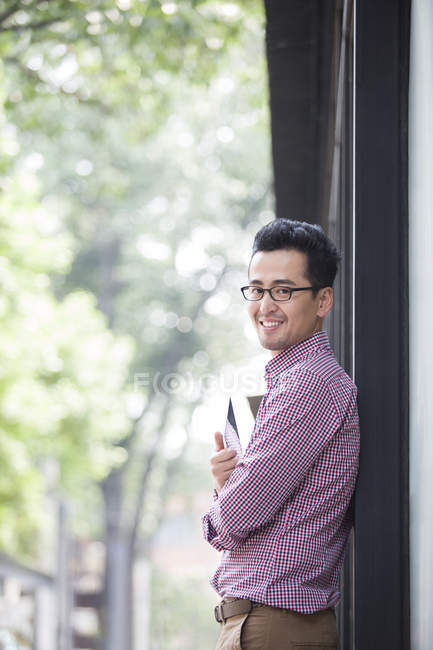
[247,249,330,356]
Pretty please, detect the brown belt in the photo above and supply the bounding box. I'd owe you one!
[214,598,262,623]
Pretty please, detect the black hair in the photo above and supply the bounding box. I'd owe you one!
[251,219,341,292]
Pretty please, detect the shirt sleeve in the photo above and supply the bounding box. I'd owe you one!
[202,370,341,551]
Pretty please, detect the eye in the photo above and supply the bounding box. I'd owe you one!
[273,287,291,296]
[249,286,263,295]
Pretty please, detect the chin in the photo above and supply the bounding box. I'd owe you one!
[259,337,286,351]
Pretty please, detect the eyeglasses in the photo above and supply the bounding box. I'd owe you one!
[240,285,320,302]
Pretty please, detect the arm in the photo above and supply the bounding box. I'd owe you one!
[202,371,340,551]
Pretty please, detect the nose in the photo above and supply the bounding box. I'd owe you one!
[258,290,279,314]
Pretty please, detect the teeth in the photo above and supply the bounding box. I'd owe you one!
[261,321,281,327]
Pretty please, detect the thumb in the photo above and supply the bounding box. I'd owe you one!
[214,431,224,451]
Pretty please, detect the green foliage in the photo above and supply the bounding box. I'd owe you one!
[0,8,271,645]
[0,180,134,557]
[0,0,261,131]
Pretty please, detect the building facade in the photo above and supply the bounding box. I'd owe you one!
[264,1,433,648]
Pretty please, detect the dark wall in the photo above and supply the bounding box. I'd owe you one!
[264,1,411,648]
[353,1,410,648]
[264,0,338,226]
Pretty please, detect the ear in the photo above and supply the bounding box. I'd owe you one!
[316,287,333,318]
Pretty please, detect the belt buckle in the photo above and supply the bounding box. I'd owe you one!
[214,602,226,623]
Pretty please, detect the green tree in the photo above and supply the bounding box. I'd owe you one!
[1,1,271,647]
[0,177,134,560]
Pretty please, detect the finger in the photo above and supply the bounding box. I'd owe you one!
[212,461,236,477]
[211,457,239,477]
[211,448,237,463]
[214,431,224,451]
[220,455,239,469]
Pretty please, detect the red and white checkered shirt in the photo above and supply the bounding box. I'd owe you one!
[202,330,359,613]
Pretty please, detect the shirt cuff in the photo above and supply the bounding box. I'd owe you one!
[202,505,245,551]
[201,513,225,551]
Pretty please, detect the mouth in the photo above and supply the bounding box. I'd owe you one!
[259,319,284,332]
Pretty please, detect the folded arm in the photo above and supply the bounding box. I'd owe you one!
[202,371,340,551]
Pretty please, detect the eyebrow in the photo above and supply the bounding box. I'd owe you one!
[248,279,297,286]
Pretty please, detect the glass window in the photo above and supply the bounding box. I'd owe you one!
[409,2,433,648]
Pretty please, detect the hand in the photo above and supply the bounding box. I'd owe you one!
[210,431,238,492]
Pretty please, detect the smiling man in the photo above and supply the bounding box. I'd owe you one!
[202,219,360,650]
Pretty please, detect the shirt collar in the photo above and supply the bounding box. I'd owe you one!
[264,330,331,382]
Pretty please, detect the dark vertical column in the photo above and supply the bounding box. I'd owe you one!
[264,0,337,226]
[354,2,410,649]
[329,7,355,649]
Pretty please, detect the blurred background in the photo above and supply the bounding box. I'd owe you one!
[0,1,274,648]
[2,2,421,649]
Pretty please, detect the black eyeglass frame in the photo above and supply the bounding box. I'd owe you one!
[240,285,323,302]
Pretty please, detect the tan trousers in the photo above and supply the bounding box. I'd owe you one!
[215,598,339,650]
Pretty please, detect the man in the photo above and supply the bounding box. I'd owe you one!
[202,219,359,650]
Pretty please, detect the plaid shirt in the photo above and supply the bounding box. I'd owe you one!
[202,330,359,613]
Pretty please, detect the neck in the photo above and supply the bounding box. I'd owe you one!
[270,328,324,357]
